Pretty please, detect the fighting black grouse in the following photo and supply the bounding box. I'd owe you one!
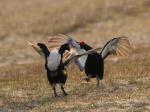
[28,39,101,96]
[49,34,131,87]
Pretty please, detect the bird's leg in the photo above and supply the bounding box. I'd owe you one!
[97,79,99,87]
[85,76,90,82]
[52,84,57,97]
[96,76,100,87]
[60,84,68,96]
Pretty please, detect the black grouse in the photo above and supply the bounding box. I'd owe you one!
[28,40,101,96]
[48,34,131,87]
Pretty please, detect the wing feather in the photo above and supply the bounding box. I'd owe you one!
[101,37,131,59]
[27,41,45,57]
[48,34,70,49]
[48,34,85,70]
[63,47,101,67]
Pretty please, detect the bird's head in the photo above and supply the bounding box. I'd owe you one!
[79,41,85,46]
[79,41,86,49]
[78,41,92,50]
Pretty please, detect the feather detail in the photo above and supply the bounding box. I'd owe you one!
[100,37,131,59]
[27,41,44,57]
[63,47,101,67]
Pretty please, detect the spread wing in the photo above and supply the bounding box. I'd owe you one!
[100,36,131,59]
[27,41,45,58]
[48,34,85,70]
[63,47,101,67]
[27,39,100,69]
[48,34,81,51]
[48,34,95,71]
[27,34,71,58]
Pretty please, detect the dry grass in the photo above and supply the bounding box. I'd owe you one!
[0,47,149,111]
[0,0,150,111]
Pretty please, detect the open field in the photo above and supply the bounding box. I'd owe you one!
[0,0,150,111]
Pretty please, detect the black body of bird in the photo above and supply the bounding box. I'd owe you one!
[37,43,70,96]
[79,43,104,86]
[48,35,131,87]
[29,39,100,96]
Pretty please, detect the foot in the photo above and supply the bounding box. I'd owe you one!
[82,77,90,82]
[60,85,68,96]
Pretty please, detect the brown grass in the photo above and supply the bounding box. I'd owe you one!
[0,0,150,111]
[0,47,149,111]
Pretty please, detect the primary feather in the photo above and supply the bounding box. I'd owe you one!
[27,41,45,57]
[100,37,131,59]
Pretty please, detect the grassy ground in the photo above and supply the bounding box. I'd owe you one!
[0,48,149,111]
[0,0,150,111]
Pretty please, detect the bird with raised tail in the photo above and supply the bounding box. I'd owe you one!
[28,39,101,96]
[48,34,131,87]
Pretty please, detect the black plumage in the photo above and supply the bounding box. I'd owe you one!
[29,40,100,96]
[79,43,104,86]
[48,35,131,87]
[37,43,70,96]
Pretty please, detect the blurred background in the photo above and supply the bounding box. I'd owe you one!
[0,0,150,111]
[0,0,150,66]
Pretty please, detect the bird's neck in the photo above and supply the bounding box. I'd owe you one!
[58,47,66,57]
[80,44,92,51]
[43,49,50,58]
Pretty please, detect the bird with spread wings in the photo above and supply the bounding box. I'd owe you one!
[28,38,101,96]
[48,34,131,87]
